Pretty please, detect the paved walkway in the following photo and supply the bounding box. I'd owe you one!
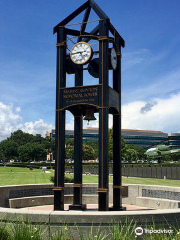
[22,204,152,211]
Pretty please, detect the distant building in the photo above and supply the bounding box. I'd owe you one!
[168,133,180,149]
[46,128,98,142]
[46,128,179,149]
[46,130,55,139]
[122,129,168,149]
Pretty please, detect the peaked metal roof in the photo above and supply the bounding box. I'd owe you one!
[53,0,125,47]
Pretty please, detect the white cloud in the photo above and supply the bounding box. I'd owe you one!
[122,93,180,133]
[1,92,180,142]
[15,107,21,112]
[0,102,53,141]
[72,92,180,134]
[21,119,54,136]
[0,102,22,141]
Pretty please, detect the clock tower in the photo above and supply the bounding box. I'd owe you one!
[53,0,125,211]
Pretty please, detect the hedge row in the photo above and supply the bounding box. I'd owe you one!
[2,162,180,169]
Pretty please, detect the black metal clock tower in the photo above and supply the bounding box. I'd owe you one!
[53,0,125,211]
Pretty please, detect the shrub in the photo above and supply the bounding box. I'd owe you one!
[50,175,74,183]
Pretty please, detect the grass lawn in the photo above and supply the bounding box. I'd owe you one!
[1,166,180,187]
[0,166,53,185]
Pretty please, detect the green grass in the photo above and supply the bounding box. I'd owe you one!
[84,175,180,187]
[1,166,180,187]
[0,166,53,185]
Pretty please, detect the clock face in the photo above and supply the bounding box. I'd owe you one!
[111,48,117,70]
[70,42,92,65]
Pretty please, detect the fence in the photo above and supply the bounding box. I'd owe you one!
[122,166,180,180]
[66,166,180,180]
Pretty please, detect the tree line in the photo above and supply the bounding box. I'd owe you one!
[0,129,146,162]
[0,130,54,161]
[0,130,97,161]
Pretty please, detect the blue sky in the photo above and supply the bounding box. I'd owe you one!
[0,0,180,139]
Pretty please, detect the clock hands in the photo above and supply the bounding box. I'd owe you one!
[72,51,88,55]
[72,51,82,55]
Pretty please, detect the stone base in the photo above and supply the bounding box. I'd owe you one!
[54,189,64,211]
[98,192,109,211]
[69,204,87,211]
[109,206,126,211]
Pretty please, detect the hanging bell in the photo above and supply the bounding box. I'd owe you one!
[83,109,97,124]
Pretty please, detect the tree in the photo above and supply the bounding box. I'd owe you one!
[85,141,98,158]
[108,128,147,162]
[18,143,47,161]
[32,134,45,144]
[0,149,5,160]
[44,138,55,153]
[83,144,96,160]
[65,138,74,147]
[65,145,74,160]
[126,144,145,160]
[108,128,126,160]
[9,130,33,146]
[18,144,32,161]
[124,149,139,162]
[170,152,180,162]
[65,143,96,160]
[159,151,180,163]
[31,143,47,161]
[0,140,18,159]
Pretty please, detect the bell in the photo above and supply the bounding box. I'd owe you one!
[83,109,96,124]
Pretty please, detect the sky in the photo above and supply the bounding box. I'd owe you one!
[0,0,180,140]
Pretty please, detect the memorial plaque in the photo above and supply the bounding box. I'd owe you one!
[62,85,100,108]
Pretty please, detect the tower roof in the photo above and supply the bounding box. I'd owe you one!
[53,0,125,47]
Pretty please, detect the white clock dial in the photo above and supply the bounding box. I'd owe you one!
[111,48,117,70]
[70,42,92,65]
